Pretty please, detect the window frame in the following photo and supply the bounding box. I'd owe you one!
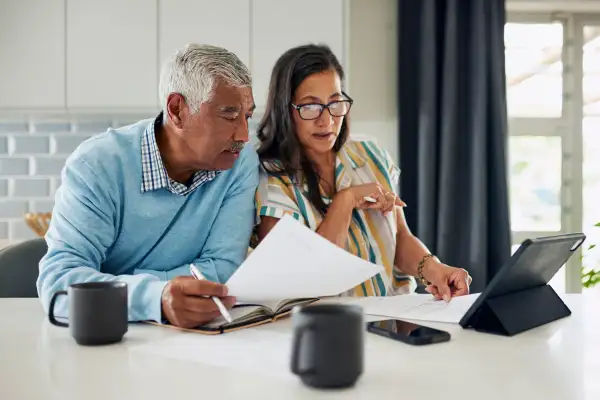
[505,12,595,293]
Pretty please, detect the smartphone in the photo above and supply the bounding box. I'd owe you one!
[366,319,451,345]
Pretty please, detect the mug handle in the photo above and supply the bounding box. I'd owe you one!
[48,290,69,328]
[291,322,315,376]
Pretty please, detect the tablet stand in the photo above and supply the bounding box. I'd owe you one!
[465,284,571,336]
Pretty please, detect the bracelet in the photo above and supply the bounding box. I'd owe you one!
[417,254,435,286]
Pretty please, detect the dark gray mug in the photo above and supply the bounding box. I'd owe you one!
[48,281,128,346]
[291,303,364,389]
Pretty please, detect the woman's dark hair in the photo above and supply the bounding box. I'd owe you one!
[256,44,349,215]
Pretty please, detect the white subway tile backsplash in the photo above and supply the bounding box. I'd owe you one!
[0,221,8,240]
[0,157,30,175]
[11,178,52,197]
[31,122,71,134]
[32,157,68,175]
[11,135,51,154]
[31,199,55,213]
[0,114,153,242]
[0,137,7,154]
[9,220,36,240]
[52,177,62,195]
[0,179,8,196]
[114,117,149,127]
[0,122,29,134]
[0,200,29,219]
[52,135,92,154]
[74,121,113,133]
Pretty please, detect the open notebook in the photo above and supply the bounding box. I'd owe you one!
[156,298,319,335]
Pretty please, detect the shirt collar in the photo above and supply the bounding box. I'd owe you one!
[140,113,170,193]
[293,142,369,194]
[339,142,368,169]
[336,143,366,190]
[140,112,220,195]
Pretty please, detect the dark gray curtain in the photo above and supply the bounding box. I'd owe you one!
[397,0,511,292]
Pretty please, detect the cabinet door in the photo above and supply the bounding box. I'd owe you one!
[66,0,158,109]
[0,0,65,108]
[159,0,250,70]
[251,0,345,109]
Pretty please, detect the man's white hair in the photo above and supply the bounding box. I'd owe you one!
[158,43,252,118]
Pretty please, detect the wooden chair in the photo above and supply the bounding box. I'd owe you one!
[24,212,52,237]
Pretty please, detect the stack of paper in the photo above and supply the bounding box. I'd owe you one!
[225,215,385,303]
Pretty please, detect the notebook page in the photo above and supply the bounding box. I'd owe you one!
[203,305,268,328]
[225,215,384,302]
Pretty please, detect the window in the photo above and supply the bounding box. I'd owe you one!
[509,136,562,232]
[506,14,600,293]
[583,25,600,278]
[505,22,563,118]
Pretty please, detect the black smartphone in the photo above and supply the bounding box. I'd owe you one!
[366,319,451,345]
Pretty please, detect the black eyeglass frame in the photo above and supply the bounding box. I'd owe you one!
[290,91,354,120]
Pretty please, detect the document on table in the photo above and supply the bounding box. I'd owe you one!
[349,293,480,324]
[225,215,385,302]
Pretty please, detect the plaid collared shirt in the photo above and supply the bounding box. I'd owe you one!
[140,114,220,195]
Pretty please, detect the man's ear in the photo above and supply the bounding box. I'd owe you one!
[166,93,187,128]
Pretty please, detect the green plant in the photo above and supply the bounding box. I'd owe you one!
[581,222,600,289]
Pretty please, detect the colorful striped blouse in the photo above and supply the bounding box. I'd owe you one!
[254,139,416,297]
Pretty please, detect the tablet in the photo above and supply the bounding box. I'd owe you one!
[459,232,586,331]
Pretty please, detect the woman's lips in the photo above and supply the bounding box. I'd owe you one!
[312,132,334,140]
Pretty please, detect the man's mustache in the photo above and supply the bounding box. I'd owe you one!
[229,141,245,152]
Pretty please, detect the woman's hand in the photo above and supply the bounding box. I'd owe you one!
[337,183,406,213]
[422,261,472,302]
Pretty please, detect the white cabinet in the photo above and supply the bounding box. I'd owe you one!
[0,0,65,108]
[251,0,346,109]
[0,0,346,112]
[159,0,250,71]
[66,0,158,109]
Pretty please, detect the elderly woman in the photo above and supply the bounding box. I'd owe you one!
[253,44,471,301]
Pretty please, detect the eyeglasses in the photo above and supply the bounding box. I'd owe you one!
[291,93,354,120]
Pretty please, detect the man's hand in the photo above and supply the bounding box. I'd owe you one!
[161,276,236,328]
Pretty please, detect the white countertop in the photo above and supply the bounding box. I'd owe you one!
[1,294,599,400]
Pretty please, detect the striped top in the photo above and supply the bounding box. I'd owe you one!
[255,139,416,297]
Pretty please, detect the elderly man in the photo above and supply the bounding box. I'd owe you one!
[37,44,258,329]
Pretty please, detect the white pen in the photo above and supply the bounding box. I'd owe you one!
[364,196,377,203]
[189,263,233,323]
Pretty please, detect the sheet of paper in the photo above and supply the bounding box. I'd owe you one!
[130,329,295,380]
[225,215,385,302]
[349,293,480,324]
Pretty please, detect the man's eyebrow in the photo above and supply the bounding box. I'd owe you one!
[218,105,240,113]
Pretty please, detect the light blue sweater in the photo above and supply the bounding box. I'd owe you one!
[37,117,259,323]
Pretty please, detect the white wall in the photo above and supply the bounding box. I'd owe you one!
[347,0,399,163]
